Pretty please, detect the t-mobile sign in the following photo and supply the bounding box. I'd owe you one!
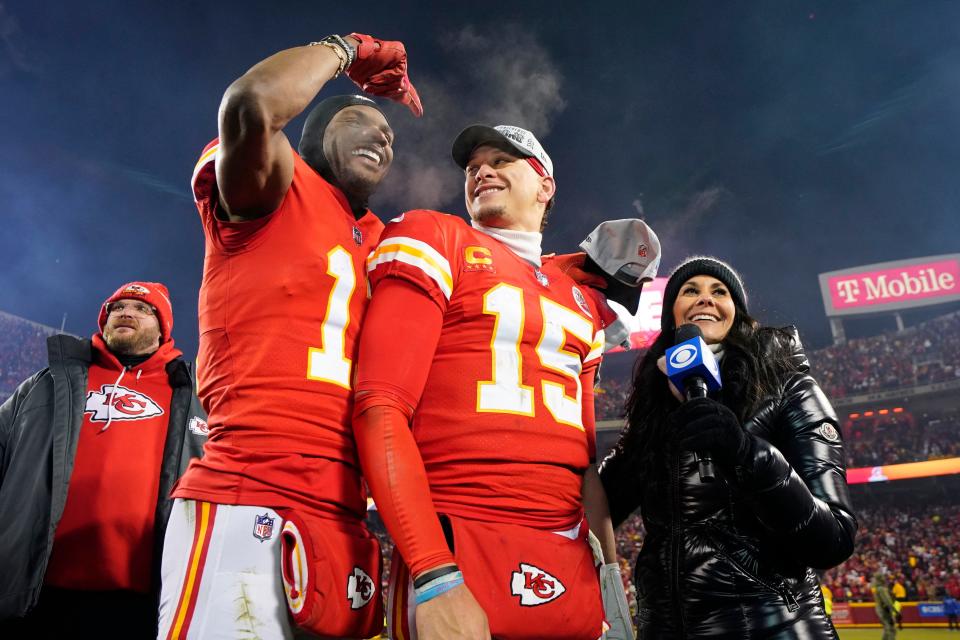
[819,254,960,316]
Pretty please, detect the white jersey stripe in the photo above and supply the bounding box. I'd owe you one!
[585,329,605,363]
[190,144,218,201]
[367,236,454,300]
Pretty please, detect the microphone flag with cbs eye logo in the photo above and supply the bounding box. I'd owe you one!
[665,324,722,395]
[666,323,723,483]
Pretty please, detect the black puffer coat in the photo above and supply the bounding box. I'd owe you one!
[600,328,857,639]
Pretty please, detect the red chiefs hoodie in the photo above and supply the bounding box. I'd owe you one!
[45,334,183,592]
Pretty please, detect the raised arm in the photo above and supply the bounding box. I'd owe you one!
[215,39,354,219]
[215,32,422,219]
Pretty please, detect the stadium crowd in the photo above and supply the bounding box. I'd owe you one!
[809,311,960,399]
[0,312,64,396]
[821,502,960,602]
[594,376,631,423]
[845,409,960,467]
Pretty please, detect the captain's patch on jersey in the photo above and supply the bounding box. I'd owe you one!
[463,245,495,273]
[84,384,164,423]
[510,563,566,606]
[347,566,376,609]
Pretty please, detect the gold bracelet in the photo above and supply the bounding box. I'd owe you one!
[308,40,348,78]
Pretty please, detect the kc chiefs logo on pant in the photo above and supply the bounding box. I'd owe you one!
[510,563,566,606]
[347,566,375,610]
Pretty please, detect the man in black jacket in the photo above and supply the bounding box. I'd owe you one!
[0,281,207,639]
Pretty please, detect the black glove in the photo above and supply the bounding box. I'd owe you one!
[670,397,754,468]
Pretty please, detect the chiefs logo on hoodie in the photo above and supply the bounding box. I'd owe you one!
[84,383,164,423]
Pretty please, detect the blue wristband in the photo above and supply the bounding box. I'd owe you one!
[414,570,464,605]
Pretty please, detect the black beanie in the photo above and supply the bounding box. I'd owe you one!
[298,94,384,182]
[661,256,748,331]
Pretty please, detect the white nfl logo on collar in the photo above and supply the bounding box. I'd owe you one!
[534,268,549,287]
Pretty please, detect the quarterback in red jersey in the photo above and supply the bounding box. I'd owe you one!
[158,33,421,640]
[354,125,618,639]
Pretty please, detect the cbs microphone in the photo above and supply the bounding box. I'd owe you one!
[665,324,722,483]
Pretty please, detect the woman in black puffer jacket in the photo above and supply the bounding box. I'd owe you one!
[600,257,857,639]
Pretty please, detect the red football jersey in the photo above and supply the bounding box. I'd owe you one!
[174,139,383,518]
[365,211,604,530]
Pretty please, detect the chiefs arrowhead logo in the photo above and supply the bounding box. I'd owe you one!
[188,416,209,437]
[122,284,151,295]
[347,566,375,610]
[84,384,164,423]
[572,286,592,317]
[510,563,565,606]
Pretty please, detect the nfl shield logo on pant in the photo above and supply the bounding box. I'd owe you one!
[253,513,275,542]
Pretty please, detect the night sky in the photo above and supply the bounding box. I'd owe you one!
[3,1,959,359]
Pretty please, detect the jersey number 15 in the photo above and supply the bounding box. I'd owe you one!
[479,283,596,430]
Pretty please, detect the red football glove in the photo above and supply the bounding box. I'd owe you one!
[543,253,619,327]
[542,252,607,289]
[347,33,423,117]
[581,285,620,330]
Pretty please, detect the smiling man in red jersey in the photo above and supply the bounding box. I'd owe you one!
[158,33,421,640]
[354,125,618,640]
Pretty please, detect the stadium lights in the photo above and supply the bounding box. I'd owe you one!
[848,406,908,420]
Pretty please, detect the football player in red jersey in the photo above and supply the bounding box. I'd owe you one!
[354,125,619,639]
[157,34,421,640]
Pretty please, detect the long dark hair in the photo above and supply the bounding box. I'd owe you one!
[616,304,803,482]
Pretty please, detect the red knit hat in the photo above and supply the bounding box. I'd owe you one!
[98,281,174,343]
